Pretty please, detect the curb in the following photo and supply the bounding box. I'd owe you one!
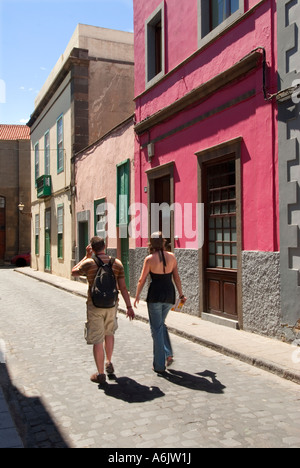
[15,268,300,386]
[118,305,300,386]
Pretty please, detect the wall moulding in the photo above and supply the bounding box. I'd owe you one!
[134,50,262,136]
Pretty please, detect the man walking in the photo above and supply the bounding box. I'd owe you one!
[72,236,134,385]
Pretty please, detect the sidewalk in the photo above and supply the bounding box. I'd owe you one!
[14,266,300,386]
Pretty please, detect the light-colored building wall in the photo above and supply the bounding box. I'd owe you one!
[35,24,134,147]
[30,73,73,277]
[36,24,134,110]
[28,24,134,280]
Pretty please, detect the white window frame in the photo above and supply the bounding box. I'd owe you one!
[44,130,50,175]
[35,214,39,255]
[34,142,39,184]
[57,205,64,259]
[57,114,64,174]
[145,1,165,89]
[198,0,244,49]
[95,198,107,239]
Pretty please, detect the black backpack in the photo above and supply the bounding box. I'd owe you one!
[91,254,118,308]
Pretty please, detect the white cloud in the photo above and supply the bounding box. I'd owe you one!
[19,86,37,93]
[19,118,29,124]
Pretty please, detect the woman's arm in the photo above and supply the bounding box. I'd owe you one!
[172,260,186,301]
[134,257,150,307]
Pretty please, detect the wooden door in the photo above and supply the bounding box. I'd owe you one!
[204,159,237,318]
[79,221,89,261]
[147,162,174,251]
[45,209,51,271]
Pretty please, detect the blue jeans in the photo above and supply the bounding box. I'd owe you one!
[147,302,173,372]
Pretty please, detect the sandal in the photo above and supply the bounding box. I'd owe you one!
[90,373,106,385]
[105,362,115,374]
[166,357,174,367]
[152,367,166,374]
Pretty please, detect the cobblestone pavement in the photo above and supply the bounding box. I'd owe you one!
[0,268,300,448]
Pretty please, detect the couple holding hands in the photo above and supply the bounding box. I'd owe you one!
[72,232,186,385]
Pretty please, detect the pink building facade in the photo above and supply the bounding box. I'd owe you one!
[133,0,282,336]
[74,117,135,289]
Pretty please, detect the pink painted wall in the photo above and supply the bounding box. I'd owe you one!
[75,118,135,250]
[134,0,279,252]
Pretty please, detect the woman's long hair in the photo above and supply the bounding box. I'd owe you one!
[148,231,166,253]
[148,232,167,272]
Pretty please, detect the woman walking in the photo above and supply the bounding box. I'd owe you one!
[134,232,186,373]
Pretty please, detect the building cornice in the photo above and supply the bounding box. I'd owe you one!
[27,48,89,128]
[134,50,262,136]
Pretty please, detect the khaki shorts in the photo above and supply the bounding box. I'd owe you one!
[85,302,118,345]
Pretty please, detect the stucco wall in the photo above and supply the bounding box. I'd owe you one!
[35,24,134,111]
[30,73,72,200]
[277,0,300,340]
[0,139,31,259]
[74,117,135,253]
[30,74,73,278]
[134,0,279,253]
[89,61,134,144]
[132,1,282,332]
[242,251,281,337]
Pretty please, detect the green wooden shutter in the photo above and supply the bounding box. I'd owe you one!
[116,160,130,289]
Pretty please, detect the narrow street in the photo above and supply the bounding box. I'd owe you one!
[0,268,299,449]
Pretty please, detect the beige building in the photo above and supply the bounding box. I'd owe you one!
[27,24,134,279]
[0,125,31,264]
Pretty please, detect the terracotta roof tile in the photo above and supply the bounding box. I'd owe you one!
[0,124,30,140]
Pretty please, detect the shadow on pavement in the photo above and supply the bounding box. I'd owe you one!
[161,369,226,394]
[0,363,70,448]
[98,368,225,402]
[99,375,165,403]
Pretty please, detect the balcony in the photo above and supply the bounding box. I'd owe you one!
[36,175,51,198]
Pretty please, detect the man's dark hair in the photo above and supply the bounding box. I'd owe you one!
[90,236,105,252]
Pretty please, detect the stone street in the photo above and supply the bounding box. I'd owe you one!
[0,268,299,449]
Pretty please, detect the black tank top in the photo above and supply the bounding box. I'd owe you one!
[146,272,175,304]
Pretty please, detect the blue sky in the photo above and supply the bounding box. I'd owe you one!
[0,0,133,125]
